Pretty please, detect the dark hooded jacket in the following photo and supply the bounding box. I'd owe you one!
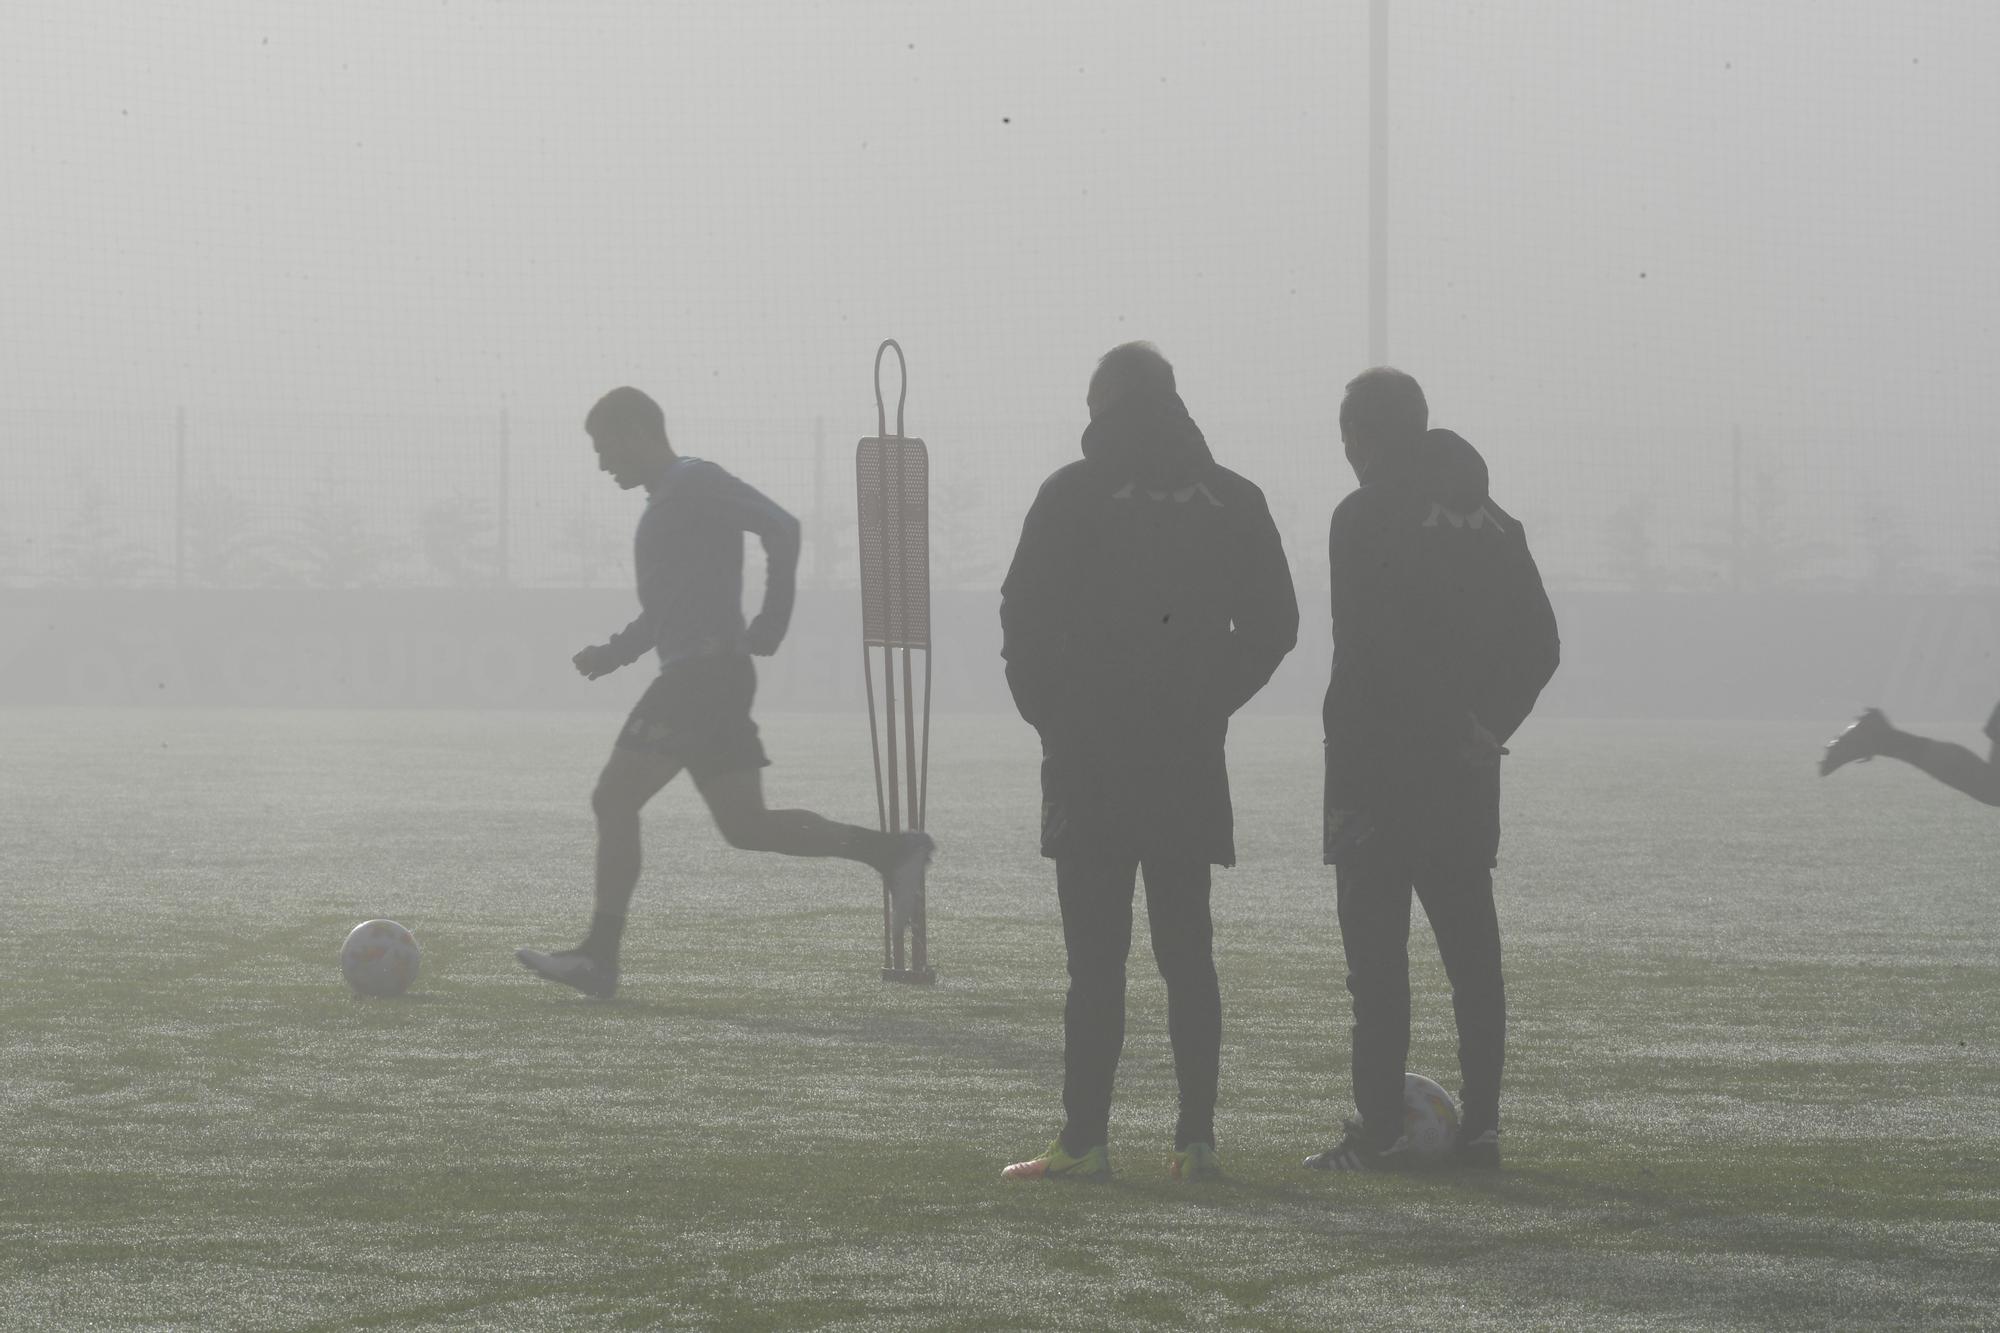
[1323,428,1559,865]
[1001,390,1299,866]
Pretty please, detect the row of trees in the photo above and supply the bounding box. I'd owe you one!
[0,469,1988,593]
[1602,479,1963,594]
[0,479,1019,591]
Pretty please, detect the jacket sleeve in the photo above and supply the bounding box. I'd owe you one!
[1216,485,1299,715]
[999,474,1076,729]
[1475,525,1560,744]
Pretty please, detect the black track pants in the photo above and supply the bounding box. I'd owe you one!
[1335,841,1505,1142]
[1055,853,1220,1153]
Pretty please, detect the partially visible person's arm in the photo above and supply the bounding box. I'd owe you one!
[1215,484,1299,716]
[1000,474,1079,730]
[1475,524,1560,744]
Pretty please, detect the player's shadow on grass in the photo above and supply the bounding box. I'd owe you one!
[1179,1159,1848,1257]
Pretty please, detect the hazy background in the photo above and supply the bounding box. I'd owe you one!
[3,0,1998,713]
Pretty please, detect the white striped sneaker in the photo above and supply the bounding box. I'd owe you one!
[1303,1120,1412,1172]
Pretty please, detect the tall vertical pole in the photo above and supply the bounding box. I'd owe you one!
[881,460,902,840]
[1730,425,1744,593]
[1368,0,1390,365]
[496,407,512,586]
[173,406,188,588]
[812,416,826,589]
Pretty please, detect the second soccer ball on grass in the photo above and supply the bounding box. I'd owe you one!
[1402,1072,1460,1162]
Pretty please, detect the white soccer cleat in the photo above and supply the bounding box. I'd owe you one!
[885,832,936,936]
[515,947,619,1000]
[1820,708,1890,777]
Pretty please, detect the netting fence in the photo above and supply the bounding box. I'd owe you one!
[5,2,1997,600]
[4,405,1997,596]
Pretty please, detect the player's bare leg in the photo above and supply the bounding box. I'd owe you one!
[695,769,934,925]
[1820,704,2000,806]
[517,745,681,998]
[594,745,685,917]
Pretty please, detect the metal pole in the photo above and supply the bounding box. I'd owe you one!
[813,416,826,589]
[882,641,902,970]
[496,407,511,586]
[863,644,889,967]
[1730,425,1744,593]
[880,450,903,969]
[918,647,932,831]
[174,406,187,588]
[907,644,927,975]
[1369,0,1390,365]
[900,644,919,834]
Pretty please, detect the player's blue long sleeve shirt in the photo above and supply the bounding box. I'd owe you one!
[602,457,801,668]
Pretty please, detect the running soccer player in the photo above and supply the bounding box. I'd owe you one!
[517,386,933,999]
[1820,703,2000,806]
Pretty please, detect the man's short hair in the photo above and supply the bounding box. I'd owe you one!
[1089,341,1176,409]
[1339,367,1428,449]
[585,386,667,441]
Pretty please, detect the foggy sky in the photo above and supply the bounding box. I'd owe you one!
[5,1,1997,544]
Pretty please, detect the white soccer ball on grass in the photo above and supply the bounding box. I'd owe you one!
[340,919,421,997]
[1402,1072,1460,1162]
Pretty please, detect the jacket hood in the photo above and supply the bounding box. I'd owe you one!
[1080,389,1215,490]
[1378,427,1490,512]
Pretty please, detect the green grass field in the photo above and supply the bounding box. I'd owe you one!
[3,708,1997,1330]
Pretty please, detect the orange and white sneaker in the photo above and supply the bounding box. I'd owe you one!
[1820,708,1891,776]
[1001,1140,1109,1181]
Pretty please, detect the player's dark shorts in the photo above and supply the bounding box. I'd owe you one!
[615,653,769,778]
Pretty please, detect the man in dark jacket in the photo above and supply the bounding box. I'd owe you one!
[1306,367,1559,1173]
[998,343,1298,1182]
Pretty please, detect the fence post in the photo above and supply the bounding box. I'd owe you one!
[1368,0,1390,364]
[1729,425,1743,593]
[174,406,187,588]
[497,407,511,586]
[813,415,827,588]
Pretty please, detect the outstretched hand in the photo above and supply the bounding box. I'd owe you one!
[572,644,621,680]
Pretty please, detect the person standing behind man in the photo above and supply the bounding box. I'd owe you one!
[999,343,1298,1182]
[1307,368,1558,1173]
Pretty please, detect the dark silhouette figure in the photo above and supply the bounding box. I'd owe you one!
[1821,703,2000,804]
[1307,368,1559,1173]
[998,343,1299,1181]
[515,386,931,1000]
